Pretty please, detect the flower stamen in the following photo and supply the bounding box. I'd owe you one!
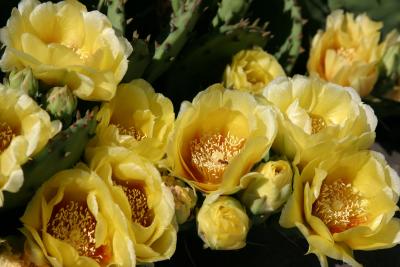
[0,121,15,152]
[113,178,154,227]
[310,114,327,134]
[312,179,368,233]
[64,43,90,61]
[114,123,147,141]
[337,47,356,63]
[190,132,246,184]
[47,199,110,264]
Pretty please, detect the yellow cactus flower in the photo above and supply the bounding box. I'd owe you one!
[307,10,397,96]
[21,166,136,267]
[90,79,174,163]
[167,84,277,193]
[0,0,132,101]
[197,196,249,250]
[263,75,377,167]
[86,146,177,263]
[0,84,61,206]
[280,150,400,267]
[240,160,293,216]
[223,47,286,94]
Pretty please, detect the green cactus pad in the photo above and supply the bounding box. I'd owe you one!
[145,0,203,82]
[274,0,304,73]
[107,0,126,35]
[0,112,97,212]
[212,0,254,27]
[123,34,152,81]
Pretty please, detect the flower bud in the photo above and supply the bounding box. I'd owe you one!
[223,47,286,94]
[8,68,39,98]
[197,196,249,250]
[164,176,197,224]
[241,160,293,216]
[45,86,77,126]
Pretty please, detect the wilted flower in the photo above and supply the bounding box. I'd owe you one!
[280,151,400,267]
[167,84,277,194]
[307,10,397,96]
[240,160,293,216]
[91,79,174,163]
[21,166,136,267]
[0,0,132,101]
[0,84,61,206]
[7,68,39,98]
[163,176,197,224]
[223,47,286,94]
[86,146,177,263]
[197,196,249,250]
[263,75,377,167]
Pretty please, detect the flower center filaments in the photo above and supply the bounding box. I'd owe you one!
[309,114,327,134]
[312,179,368,233]
[47,199,110,264]
[337,47,356,63]
[113,179,153,227]
[190,132,246,184]
[0,122,15,152]
[64,43,90,61]
[114,123,146,141]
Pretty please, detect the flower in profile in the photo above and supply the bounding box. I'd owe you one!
[21,166,136,267]
[240,160,293,216]
[0,0,132,101]
[280,151,400,267]
[263,75,377,167]
[223,47,286,94]
[197,196,249,250]
[90,79,174,163]
[0,84,61,206]
[167,84,277,193]
[307,10,397,96]
[86,146,177,263]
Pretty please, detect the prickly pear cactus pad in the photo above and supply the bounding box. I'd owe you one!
[1,1,400,267]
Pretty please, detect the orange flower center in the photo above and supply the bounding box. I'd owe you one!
[113,178,154,227]
[189,132,246,184]
[47,199,111,265]
[309,114,327,134]
[312,179,368,233]
[114,123,146,141]
[0,122,15,152]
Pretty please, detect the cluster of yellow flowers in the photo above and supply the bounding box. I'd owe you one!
[0,0,399,266]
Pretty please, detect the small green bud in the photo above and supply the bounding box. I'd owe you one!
[8,68,39,98]
[45,86,77,126]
